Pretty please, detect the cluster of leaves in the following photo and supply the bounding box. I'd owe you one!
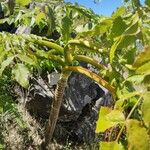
[0,1,115,146]
[95,0,150,149]
[0,70,27,148]
[0,0,150,149]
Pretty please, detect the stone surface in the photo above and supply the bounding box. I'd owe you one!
[24,72,113,143]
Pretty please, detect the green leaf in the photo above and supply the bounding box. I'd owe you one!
[96,107,112,133]
[17,54,36,65]
[112,6,126,19]
[61,16,72,43]
[94,19,112,34]
[114,99,125,110]
[119,91,140,100]
[96,107,125,133]
[124,48,136,64]
[126,75,145,84]
[44,6,55,35]
[123,12,140,36]
[35,12,46,25]
[133,46,150,68]
[109,36,122,63]
[16,0,31,6]
[142,26,150,45]
[100,141,124,150]
[0,50,7,64]
[124,23,140,36]
[136,61,150,75]
[76,23,93,33]
[118,35,135,49]
[145,0,150,7]
[0,144,4,149]
[110,17,127,39]
[0,56,15,76]
[36,50,49,58]
[12,64,30,88]
[141,92,150,127]
[132,0,141,8]
[77,19,112,36]
[106,110,125,123]
[126,119,150,150]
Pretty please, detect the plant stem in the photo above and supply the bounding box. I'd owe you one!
[74,55,107,70]
[35,39,64,54]
[116,95,143,142]
[42,73,69,148]
[68,39,103,53]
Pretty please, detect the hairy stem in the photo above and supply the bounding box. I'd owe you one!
[42,73,69,148]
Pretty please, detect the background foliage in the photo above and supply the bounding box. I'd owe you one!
[0,0,150,149]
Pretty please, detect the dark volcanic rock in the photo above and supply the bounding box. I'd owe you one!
[23,71,113,144]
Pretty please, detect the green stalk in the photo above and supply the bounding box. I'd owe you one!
[48,49,63,55]
[74,55,107,70]
[48,55,65,66]
[68,39,103,53]
[34,50,65,66]
[35,39,64,54]
[64,40,104,65]
[64,45,73,65]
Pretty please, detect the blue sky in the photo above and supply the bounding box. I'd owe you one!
[65,0,145,16]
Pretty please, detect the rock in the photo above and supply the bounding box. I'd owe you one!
[23,71,113,144]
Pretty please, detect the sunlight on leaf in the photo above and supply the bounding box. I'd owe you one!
[16,0,31,6]
[126,75,145,84]
[0,56,15,76]
[12,64,30,88]
[136,61,150,75]
[118,91,140,100]
[35,12,46,25]
[96,107,112,133]
[17,54,36,65]
[100,141,124,150]
[126,119,150,150]
[141,92,150,127]
[133,46,150,68]
[112,6,126,19]
[106,110,125,123]
[110,36,122,63]
[96,107,125,133]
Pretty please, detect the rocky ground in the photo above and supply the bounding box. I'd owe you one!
[0,71,113,150]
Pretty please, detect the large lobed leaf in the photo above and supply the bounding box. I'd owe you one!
[126,119,150,150]
[96,107,125,133]
[109,13,140,63]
